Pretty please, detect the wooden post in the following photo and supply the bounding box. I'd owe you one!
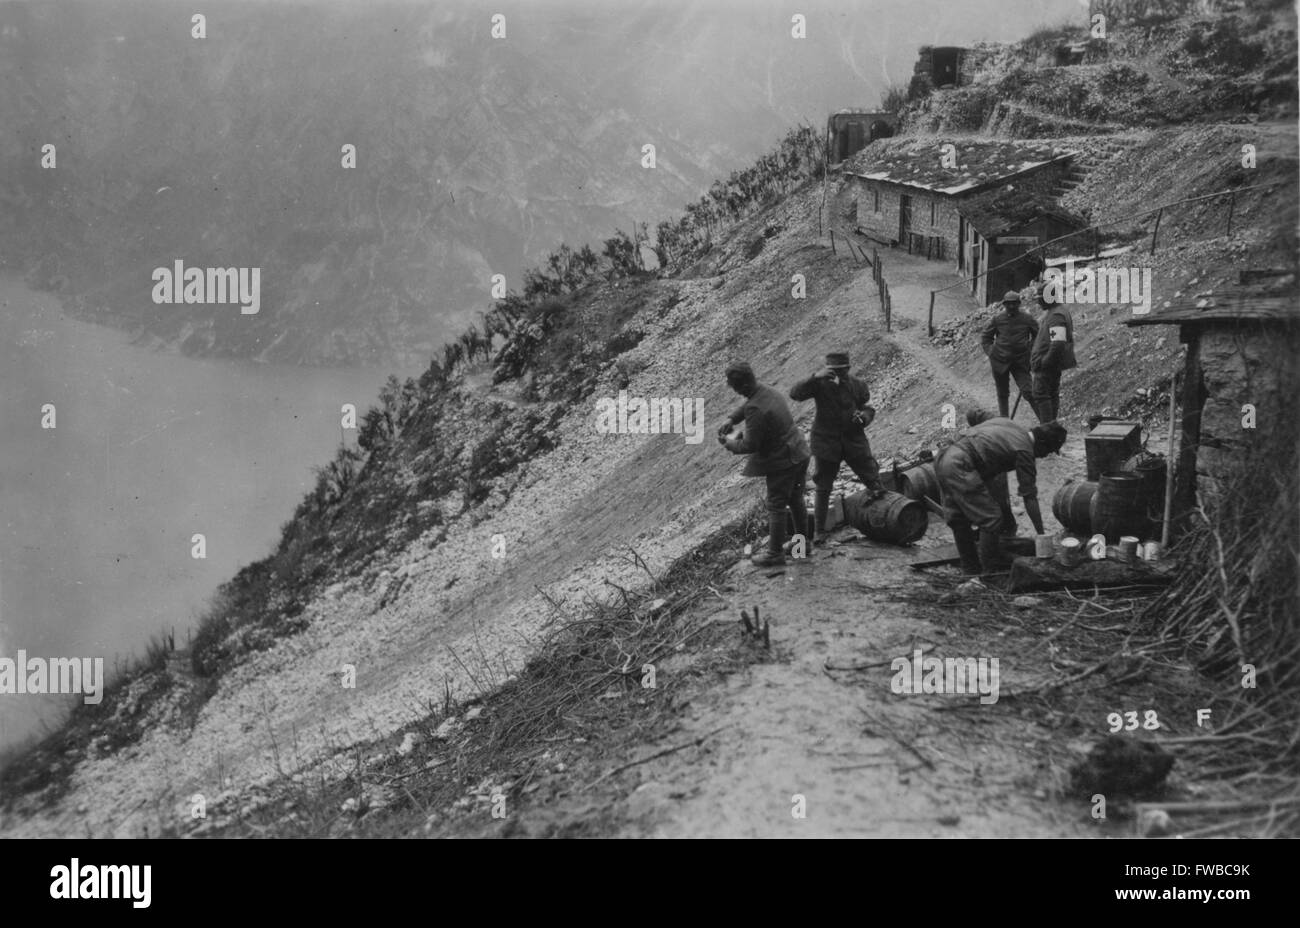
[1171,332,1205,541]
[927,291,935,337]
[1226,191,1236,236]
[886,290,892,332]
[1161,379,1177,548]
[830,229,836,254]
[819,145,828,237]
[1150,207,1164,255]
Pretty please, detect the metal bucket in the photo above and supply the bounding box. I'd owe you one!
[1058,536,1083,567]
[1091,471,1147,543]
[1052,480,1098,534]
[843,489,928,545]
[1125,457,1167,536]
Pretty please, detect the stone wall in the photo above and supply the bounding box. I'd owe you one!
[843,178,961,256]
[841,158,1072,262]
[1196,321,1300,491]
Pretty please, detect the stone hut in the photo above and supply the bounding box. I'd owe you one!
[1125,270,1300,529]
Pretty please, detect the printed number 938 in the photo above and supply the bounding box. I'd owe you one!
[1107,709,1159,732]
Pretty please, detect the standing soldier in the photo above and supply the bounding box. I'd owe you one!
[1030,280,1077,422]
[717,361,811,567]
[789,352,885,544]
[981,290,1040,420]
[935,417,1067,573]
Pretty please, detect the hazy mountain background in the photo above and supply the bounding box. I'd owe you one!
[0,0,1080,366]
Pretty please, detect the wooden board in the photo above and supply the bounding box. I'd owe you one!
[910,544,961,570]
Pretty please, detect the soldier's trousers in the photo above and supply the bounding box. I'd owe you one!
[936,445,1005,534]
[812,445,882,494]
[992,362,1037,420]
[812,444,881,533]
[763,459,810,553]
[1033,368,1063,422]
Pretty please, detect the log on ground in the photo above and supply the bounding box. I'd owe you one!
[1007,556,1173,593]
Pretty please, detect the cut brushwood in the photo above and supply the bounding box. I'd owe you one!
[739,606,770,649]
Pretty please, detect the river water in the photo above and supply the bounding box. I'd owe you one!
[0,276,409,748]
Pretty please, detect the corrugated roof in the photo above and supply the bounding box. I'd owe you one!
[843,138,1076,196]
[959,186,1086,237]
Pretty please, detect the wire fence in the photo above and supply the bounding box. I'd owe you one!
[830,226,892,332]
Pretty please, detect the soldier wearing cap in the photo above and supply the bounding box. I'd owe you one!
[980,290,1041,420]
[717,361,811,567]
[789,352,884,544]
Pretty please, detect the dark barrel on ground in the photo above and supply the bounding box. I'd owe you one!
[899,462,940,503]
[1125,456,1168,536]
[1091,471,1148,541]
[1052,480,1098,533]
[842,489,928,545]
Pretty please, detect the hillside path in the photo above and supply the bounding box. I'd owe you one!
[606,225,1095,837]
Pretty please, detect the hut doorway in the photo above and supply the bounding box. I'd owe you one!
[931,47,961,86]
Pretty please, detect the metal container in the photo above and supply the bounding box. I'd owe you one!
[1058,536,1083,567]
[1124,455,1167,536]
[1091,471,1147,543]
[1084,421,1141,481]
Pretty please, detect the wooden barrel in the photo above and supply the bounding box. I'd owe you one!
[842,489,928,545]
[898,462,940,503]
[1052,480,1098,534]
[1090,472,1147,542]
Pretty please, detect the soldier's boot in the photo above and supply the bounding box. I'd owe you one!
[977,527,1014,574]
[752,512,787,567]
[789,495,811,556]
[813,488,832,544]
[951,523,982,575]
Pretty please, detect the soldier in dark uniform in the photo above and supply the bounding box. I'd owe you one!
[966,407,1017,538]
[980,290,1041,420]
[936,417,1067,573]
[1030,280,1078,422]
[717,361,811,567]
[789,352,885,544]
